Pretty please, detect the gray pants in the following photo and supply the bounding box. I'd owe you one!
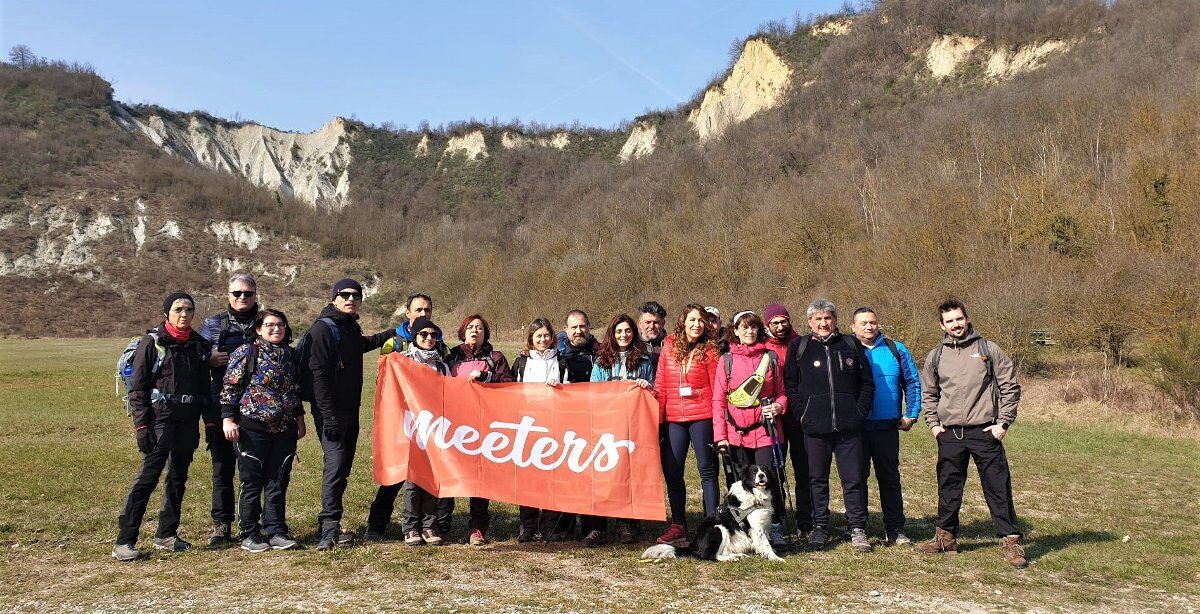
[402,482,445,533]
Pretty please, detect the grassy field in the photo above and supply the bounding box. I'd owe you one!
[0,338,1197,612]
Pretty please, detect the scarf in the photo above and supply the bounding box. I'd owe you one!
[163,321,192,344]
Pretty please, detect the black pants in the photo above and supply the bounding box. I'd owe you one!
[208,434,236,526]
[439,497,491,534]
[237,427,297,537]
[805,431,868,530]
[367,482,404,533]
[519,506,558,537]
[728,445,786,522]
[862,427,906,534]
[936,425,1021,537]
[579,514,608,535]
[780,419,813,531]
[315,412,358,530]
[539,510,578,537]
[117,417,200,545]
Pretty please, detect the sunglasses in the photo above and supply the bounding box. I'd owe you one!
[416,331,438,339]
[229,290,256,298]
[336,291,363,301]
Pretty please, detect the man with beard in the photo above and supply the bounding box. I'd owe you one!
[546,309,600,541]
[637,301,667,362]
[306,278,397,550]
[762,302,812,539]
[199,273,260,547]
[916,298,1026,569]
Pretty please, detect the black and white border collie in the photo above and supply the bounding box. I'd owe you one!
[641,464,783,562]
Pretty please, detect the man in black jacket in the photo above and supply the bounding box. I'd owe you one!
[308,278,396,550]
[547,310,601,543]
[783,299,875,552]
[113,291,213,561]
[198,273,260,547]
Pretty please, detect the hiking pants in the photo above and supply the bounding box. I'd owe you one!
[519,505,556,537]
[208,433,236,526]
[315,412,358,530]
[805,431,868,530]
[862,426,906,535]
[117,415,200,545]
[401,482,444,533]
[729,445,786,521]
[236,427,297,538]
[780,418,814,531]
[367,482,404,533]
[935,425,1021,538]
[661,419,719,525]
[439,497,492,535]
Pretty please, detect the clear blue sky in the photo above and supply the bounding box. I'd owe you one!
[2,0,843,132]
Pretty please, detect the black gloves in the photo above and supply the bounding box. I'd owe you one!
[322,418,340,442]
[204,423,221,449]
[136,427,157,454]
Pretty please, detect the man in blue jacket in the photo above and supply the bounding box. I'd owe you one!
[851,307,921,546]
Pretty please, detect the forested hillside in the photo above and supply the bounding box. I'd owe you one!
[1,0,1197,412]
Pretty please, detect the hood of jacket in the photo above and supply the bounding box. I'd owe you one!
[941,325,982,349]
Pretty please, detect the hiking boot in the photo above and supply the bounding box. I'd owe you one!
[581,530,608,548]
[111,543,139,561]
[850,528,874,553]
[421,529,444,546]
[615,523,637,544]
[808,527,829,550]
[468,529,488,546]
[404,530,424,546]
[315,525,339,551]
[268,534,300,550]
[208,523,234,548]
[240,534,270,553]
[655,523,689,548]
[516,527,536,543]
[1001,535,1028,569]
[363,527,386,543]
[888,530,912,546]
[915,527,959,554]
[545,531,570,543]
[336,528,356,545]
[152,535,191,552]
[769,523,789,550]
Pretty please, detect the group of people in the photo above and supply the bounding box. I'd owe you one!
[113,273,1029,570]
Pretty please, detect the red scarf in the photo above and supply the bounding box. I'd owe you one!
[163,321,192,344]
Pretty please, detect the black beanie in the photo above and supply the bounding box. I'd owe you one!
[330,278,363,301]
[163,290,194,315]
[410,316,441,340]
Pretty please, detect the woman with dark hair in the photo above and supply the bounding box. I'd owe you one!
[713,310,789,550]
[444,314,514,546]
[219,308,305,552]
[511,317,568,542]
[652,304,721,548]
[586,313,656,546]
[113,291,212,561]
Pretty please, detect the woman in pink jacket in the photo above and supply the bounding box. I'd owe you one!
[653,304,721,547]
[713,310,789,549]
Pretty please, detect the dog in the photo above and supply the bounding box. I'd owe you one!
[641,464,783,562]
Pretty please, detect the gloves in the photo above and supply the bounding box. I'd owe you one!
[136,427,157,454]
[204,423,221,449]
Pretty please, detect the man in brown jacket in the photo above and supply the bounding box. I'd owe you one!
[916,298,1027,568]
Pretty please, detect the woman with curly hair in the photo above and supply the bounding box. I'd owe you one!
[652,304,721,547]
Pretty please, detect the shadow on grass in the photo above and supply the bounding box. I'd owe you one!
[908,515,1117,556]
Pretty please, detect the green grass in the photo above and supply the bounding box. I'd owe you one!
[0,339,1197,611]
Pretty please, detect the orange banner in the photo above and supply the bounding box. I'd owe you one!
[372,354,666,521]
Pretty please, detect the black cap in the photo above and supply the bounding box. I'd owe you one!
[331,278,363,301]
[163,290,194,315]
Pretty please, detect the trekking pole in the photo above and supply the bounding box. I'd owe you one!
[765,416,798,540]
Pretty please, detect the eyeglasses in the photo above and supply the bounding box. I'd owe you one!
[262,323,286,329]
[416,331,438,339]
[229,290,256,298]
[337,291,363,301]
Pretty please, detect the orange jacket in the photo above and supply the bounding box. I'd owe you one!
[653,334,719,423]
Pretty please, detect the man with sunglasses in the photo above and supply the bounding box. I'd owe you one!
[199,273,261,547]
[307,278,397,550]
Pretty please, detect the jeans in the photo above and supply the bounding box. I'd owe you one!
[117,415,200,545]
[660,419,719,525]
[236,426,297,537]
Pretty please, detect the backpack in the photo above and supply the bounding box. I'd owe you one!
[116,332,166,416]
[931,337,999,422]
[296,317,341,402]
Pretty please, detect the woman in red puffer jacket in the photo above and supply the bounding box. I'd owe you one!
[713,310,789,549]
[652,304,721,547]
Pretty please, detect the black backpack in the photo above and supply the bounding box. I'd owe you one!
[296,317,341,402]
[931,337,999,421]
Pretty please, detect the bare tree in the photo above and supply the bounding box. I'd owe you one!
[8,44,36,69]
